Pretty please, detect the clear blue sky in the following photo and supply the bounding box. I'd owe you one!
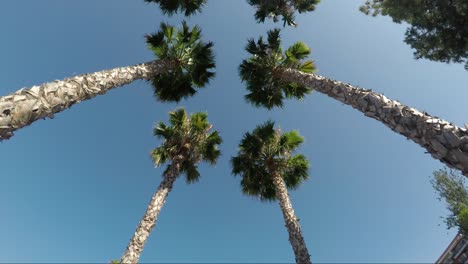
[1,0,468,262]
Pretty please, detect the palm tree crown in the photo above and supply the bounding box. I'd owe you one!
[231,121,309,200]
[152,108,222,182]
[239,29,315,109]
[145,0,207,16]
[146,21,215,102]
[247,0,320,26]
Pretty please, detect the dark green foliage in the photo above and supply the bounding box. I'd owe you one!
[239,29,316,109]
[231,121,310,201]
[145,0,207,16]
[146,21,215,102]
[247,0,320,27]
[458,208,468,234]
[360,0,468,70]
[432,169,468,234]
[152,109,222,183]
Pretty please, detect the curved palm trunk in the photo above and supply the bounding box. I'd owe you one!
[0,59,177,141]
[120,161,181,264]
[272,172,311,264]
[278,68,468,176]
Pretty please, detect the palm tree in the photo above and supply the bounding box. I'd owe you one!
[247,0,320,27]
[0,21,215,141]
[239,29,468,176]
[145,0,207,16]
[120,108,222,264]
[231,121,311,264]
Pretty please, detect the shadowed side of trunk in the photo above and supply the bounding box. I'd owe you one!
[278,68,468,176]
[0,59,176,141]
[120,161,181,264]
[272,172,311,264]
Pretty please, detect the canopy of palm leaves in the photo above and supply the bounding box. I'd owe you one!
[152,108,222,182]
[231,121,309,201]
[145,0,207,16]
[146,21,215,102]
[247,0,320,26]
[239,29,315,109]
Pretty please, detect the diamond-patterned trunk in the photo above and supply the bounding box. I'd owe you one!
[272,171,312,264]
[278,68,468,176]
[0,59,177,141]
[120,160,181,264]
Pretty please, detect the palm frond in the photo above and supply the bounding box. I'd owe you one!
[247,0,320,27]
[189,112,209,132]
[152,108,222,183]
[154,122,174,140]
[245,39,260,55]
[299,61,315,73]
[280,130,304,151]
[267,29,282,51]
[231,122,310,202]
[190,41,216,87]
[285,42,311,62]
[239,29,315,109]
[202,131,222,164]
[151,71,196,102]
[169,108,187,128]
[146,21,216,102]
[239,131,263,157]
[182,161,201,183]
[282,82,312,99]
[151,148,169,167]
[283,154,310,189]
[145,0,207,16]
[252,121,276,142]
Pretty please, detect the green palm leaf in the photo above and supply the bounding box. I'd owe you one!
[169,108,187,128]
[145,0,207,16]
[299,61,315,73]
[283,154,310,189]
[247,0,320,27]
[285,42,311,62]
[280,130,304,151]
[145,22,216,102]
[239,29,315,109]
[231,121,310,201]
[152,108,222,183]
[267,29,282,52]
[182,161,200,183]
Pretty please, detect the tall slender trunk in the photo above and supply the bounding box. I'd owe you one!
[271,171,311,264]
[278,68,468,176]
[0,59,177,141]
[120,160,182,264]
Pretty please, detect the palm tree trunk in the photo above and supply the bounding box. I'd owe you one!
[120,160,181,264]
[0,59,177,141]
[272,171,311,264]
[277,68,468,176]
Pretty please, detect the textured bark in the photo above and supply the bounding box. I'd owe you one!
[278,68,468,176]
[0,59,177,141]
[272,172,311,264]
[120,160,182,264]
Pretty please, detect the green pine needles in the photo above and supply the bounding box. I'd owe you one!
[239,29,316,109]
[152,108,222,183]
[146,21,215,102]
[231,121,310,201]
[360,0,468,70]
[432,169,468,234]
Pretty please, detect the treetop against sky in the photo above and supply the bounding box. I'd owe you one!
[0,0,467,263]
